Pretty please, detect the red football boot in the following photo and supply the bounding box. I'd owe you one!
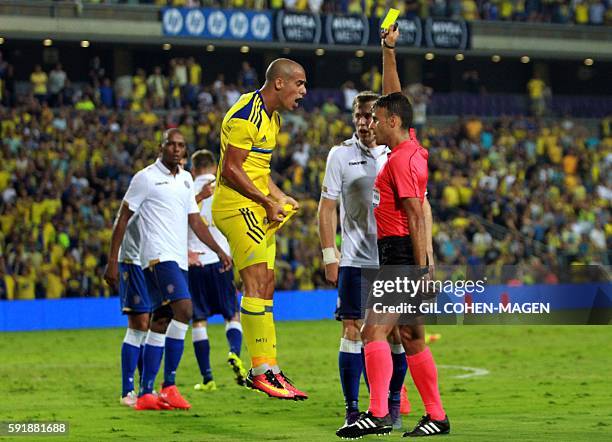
[275,371,308,400]
[245,369,295,399]
[134,393,173,411]
[159,385,191,410]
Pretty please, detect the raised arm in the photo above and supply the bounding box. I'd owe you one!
[381,25,402,95]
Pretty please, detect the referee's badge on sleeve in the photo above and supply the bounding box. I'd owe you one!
[372,188,380,207]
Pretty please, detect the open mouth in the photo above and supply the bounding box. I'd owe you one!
[294,97,303,107]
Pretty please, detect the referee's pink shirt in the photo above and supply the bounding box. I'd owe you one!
[373,135,428,239]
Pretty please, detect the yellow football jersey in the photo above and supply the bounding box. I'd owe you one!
[212,91,281,211]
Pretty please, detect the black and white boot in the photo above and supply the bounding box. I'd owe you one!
[336,411,393,439]
[403,414,450,437]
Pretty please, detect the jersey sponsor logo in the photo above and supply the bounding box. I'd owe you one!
[349,160,367,166]
[155,181,169,186]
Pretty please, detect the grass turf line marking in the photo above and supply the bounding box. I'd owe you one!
[438,365,490,379]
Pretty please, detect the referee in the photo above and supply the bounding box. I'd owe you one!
[337,25,449,439]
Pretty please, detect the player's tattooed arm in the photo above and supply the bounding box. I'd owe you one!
[381,24,402,95]
[104,202,134,291]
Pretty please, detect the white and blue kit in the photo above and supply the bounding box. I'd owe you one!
[321,134,389,320]
[187,173,237,321]
[118,213,151,314]
[122,158,200,311]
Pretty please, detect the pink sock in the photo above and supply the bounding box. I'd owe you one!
[407,347,446,421]
[364,341,393,417]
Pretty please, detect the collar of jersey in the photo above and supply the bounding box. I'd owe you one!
[255,89,272,118]
[155,158,181,176]
[351,133,389,158]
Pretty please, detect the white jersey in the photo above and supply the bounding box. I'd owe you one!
[188,173,231,266]
[321,134,389,267]
[123,158,199,271]
[119,213,141,265]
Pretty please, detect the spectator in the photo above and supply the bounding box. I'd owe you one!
[527,74,547,117]
[48,63,67,107]
[30,64,48,104]
[341,81,358,111]
[147,66,167,108]
[361,65,382,93]
[237,61,258,90]
[99,78,114,108]
[589,0,606,24]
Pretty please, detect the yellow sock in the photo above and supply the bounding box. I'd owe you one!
[263,299,278,368]
[240,297,268,368]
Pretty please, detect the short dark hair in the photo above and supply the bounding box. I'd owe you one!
[373,92,413,129]
[352,90,380,111]
[191,149,216,169]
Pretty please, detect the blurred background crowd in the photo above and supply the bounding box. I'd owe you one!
[0,49,609,299]
[70,0,612,26]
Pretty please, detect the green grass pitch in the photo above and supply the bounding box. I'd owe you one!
[1,321,611,441]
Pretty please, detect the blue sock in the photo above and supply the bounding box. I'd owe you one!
[193,327,213,382]
[140,331,165,396]
[389,344,407,403]
[225,321,243,356]
[339,338,363,412]
[137,345,144,381]
[121,328,146,397]
[361,346,370,391]
[163,320,189,388]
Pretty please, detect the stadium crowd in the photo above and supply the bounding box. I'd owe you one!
[0,74,609,298]
[76,0,612,26]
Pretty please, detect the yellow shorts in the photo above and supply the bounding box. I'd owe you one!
[212,204,297,272]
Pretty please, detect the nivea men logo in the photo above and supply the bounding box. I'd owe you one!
[326,14,369,45]
[276,10,321,43]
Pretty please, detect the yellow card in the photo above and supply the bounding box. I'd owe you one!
[380,8,400,30]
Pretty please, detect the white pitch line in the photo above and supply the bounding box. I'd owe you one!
[439,364,490,379]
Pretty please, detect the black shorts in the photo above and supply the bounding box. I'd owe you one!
[365,236,427,325]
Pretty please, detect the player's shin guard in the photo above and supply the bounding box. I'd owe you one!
[121,328,147,397]
[407,347,446,421]
[339,338,363,413]
[225,321,243,356]
[163,320,189,388]
[140,331,165,395]
[364,341,393,418]
[192,326,212,382]
[240,297,269,369]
